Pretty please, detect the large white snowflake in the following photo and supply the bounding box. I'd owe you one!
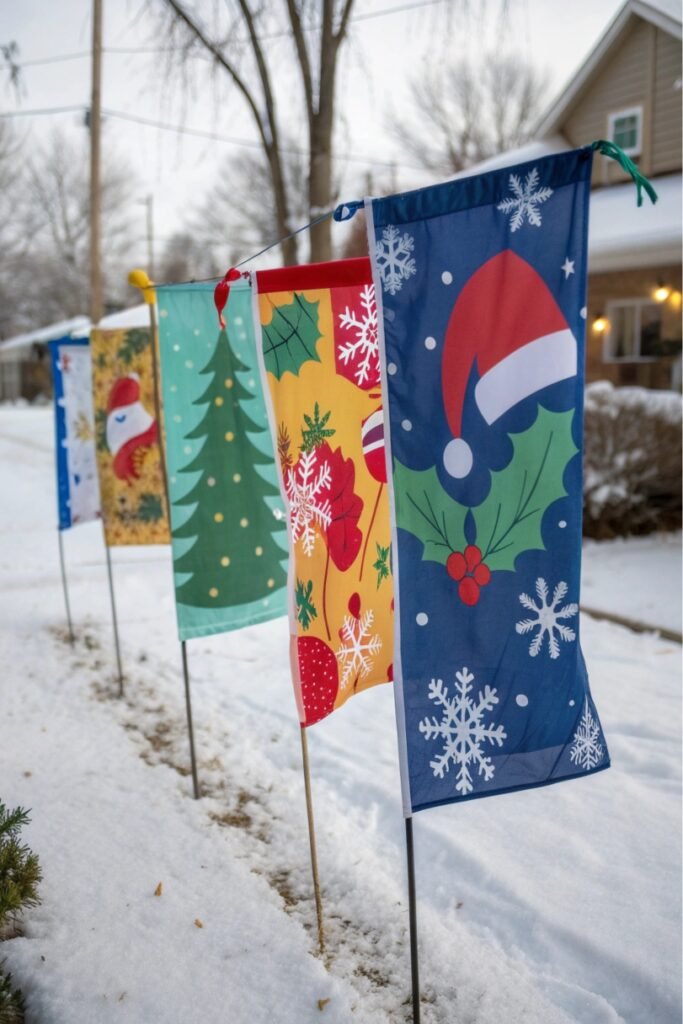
[375,225,416,295]
[418,669,507,796]
[336,284,380,387]
[496,167,554,232]
[569,700,604,771]
[285,449,331,556]
[516,578,578,659]
[336,609,382,690]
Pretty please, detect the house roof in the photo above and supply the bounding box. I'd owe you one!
[588,171,681,271]
[0,316,90,357]
[535,0,682,138]
[72,303,149,337]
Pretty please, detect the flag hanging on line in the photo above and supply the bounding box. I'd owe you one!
[49,337,101,530]
[155,280,287,641]
[367,146,609,814]
[90,326,170,546]
[254,258,394,726]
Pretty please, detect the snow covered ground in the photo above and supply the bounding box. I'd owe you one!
[0,407,681,1024]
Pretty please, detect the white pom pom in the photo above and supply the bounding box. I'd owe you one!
[443,437,473,478]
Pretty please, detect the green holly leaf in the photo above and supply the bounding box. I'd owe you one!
[393,461,467,566]
[300,402,335,452]
[137,493,165,523]
[474,406,577,572]
[372,543,391,589]
[295,578,318,630]
[95,407,108,452]
[262,294,322,379]
[118,328,150,365]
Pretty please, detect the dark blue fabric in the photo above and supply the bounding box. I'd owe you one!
[371,147,609,814]
[48,337,87,531]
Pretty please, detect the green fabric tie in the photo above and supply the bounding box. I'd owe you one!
[591,140,658,207]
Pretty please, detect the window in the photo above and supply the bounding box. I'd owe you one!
[608,106,643,157]
[604,299,663,360]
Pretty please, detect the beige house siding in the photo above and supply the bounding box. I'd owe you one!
[652,28,683,173]
[561,17,681,186]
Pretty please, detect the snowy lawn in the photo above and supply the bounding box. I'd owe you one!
[0,407,681,1024]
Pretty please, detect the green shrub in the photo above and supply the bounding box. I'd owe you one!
[0,805,41,937]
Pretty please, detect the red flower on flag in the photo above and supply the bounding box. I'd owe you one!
[320,444,364,572]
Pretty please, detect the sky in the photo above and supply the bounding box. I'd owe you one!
[1,0,628,272]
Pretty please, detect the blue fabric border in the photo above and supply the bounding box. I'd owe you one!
[48,337,90,532]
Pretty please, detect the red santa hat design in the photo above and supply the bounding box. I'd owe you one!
[441,249,577,478]
[105,373,157,480]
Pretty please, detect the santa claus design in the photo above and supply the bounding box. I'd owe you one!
[105,374,158,483]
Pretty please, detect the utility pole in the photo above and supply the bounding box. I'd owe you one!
[89,0,103,323]
[144,194,155,280]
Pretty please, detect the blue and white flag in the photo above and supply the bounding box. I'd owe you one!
[49,337,101,531]
[367,147,610,814]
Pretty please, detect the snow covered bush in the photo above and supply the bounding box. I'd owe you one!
[583,381,682,537]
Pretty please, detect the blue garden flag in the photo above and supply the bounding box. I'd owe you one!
[367,146,610,814]
[49,337,101,531]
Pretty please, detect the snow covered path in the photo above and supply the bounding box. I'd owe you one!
[0,408,681,1024]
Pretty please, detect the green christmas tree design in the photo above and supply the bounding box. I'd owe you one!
[173,327,286,609]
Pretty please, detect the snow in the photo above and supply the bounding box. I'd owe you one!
[0,406,681,1024]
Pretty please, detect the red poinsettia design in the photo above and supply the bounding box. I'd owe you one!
[320,444,364,572]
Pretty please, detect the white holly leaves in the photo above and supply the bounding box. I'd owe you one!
[516,578,578,659]
[497,167,554,232]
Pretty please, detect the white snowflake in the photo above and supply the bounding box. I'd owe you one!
[516,578,578,659]
[375,225,417,295]
[336,609,382,690]
[285,449,331,556]
[496,167,554,232]
[336,284,380,387]
[418,669,507,796]
[569,700,604,771]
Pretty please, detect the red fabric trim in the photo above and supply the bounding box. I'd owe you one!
[256,257,371,294]
[112,421,158,483]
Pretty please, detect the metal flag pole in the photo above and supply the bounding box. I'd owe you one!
[57,529,75,646]
[299,725,325,955]
[102,524,124,697]
[129,268,201,799]
[405,816,421,1023]
[181,641,201,800]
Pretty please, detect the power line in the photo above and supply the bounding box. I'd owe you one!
[0,104,413,171]
[0,0,448,71]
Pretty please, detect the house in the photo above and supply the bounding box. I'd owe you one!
[455,0,682,390]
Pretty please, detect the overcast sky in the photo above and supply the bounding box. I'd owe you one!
[2,0,626,270]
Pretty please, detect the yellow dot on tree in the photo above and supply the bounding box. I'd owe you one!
[240,517,248,527]
[207,477,216,487]
[220,556,230,567]
[225,378,234,389]
[209,587,219,598]
[214,513,224,523]
[233,473,241,483]
[255,546,263,556]
[267,578,275,588]
[214,396,224,407]
[225,431,234,442]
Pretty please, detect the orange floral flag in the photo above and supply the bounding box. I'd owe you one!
[254,259,393,725]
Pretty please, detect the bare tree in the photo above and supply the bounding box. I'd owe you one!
[156,0,355,265]
[0,129,138,335]
[392,55,549,177]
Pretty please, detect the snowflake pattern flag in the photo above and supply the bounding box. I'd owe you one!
[155,281,288,640]
[367,146,609,814]
[254,259,393,726]
[90,326,170,546]
[49,337,100,530]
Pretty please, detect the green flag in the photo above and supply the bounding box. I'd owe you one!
[157,281,287,640]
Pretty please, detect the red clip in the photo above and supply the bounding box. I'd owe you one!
[214,268,243,328]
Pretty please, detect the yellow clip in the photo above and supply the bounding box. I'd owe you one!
[128,268,155,305]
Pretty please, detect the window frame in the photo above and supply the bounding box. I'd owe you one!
[607,105,643,157]
[603,297,661,363]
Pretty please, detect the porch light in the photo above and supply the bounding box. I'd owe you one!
[653,283,671,302]
[669,290,682,311]
[592,314,608,333]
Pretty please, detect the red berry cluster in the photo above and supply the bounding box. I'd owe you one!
[446,544,491,605]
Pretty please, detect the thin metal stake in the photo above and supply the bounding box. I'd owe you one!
[103,532,124,697]
[300,726,325,955]
[57,529,75,646]
[406,816,421,1024]
[181,641,200,800]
